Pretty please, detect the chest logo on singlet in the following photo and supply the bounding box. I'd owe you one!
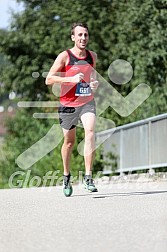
[75,82,92,96]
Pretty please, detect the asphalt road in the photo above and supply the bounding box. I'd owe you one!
[0,181,167,252]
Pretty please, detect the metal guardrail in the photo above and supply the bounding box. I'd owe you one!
[96,113,167,174]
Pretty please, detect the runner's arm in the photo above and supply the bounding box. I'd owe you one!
[90,52,98,91]
[45,51,83,85]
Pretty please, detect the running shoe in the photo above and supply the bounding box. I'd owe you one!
[83,175,98,192]
[63,174,73,197]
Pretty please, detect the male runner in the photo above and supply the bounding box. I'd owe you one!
[46,22,98,196]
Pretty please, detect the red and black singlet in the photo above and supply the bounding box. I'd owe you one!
[60,49,94,107]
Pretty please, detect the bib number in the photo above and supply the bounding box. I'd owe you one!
[75,82,91,96]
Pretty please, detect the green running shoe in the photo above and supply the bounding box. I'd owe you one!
[83,175,98,192]
[63,174,73,197]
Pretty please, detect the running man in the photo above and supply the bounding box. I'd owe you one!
[46,22,98,196]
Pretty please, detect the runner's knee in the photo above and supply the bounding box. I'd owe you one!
[85,129,95,139]
[63,139,75,149]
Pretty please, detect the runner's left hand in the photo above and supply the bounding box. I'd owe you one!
[90,78,98,92]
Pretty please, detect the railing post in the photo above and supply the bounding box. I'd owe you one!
[148,120,152,167]
[120,129,123,175]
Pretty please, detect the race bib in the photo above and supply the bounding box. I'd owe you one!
[75,82,92,96]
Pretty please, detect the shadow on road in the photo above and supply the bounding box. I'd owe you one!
[71,190,167,198]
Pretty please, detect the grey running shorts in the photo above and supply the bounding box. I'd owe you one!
[58,99,96,130]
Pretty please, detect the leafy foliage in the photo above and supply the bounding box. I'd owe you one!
[0,0,167,187]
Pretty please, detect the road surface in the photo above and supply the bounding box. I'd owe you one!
[0,181,167,252]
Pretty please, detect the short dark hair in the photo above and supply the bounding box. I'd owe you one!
[71,22,89,35]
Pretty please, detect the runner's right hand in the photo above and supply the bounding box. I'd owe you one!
[72,72,84,83]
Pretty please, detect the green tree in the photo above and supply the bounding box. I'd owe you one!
[0,0,115,187]
[104,0,167,124]
[0,0,167,187]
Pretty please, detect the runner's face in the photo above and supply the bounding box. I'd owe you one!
[72,26,89,49]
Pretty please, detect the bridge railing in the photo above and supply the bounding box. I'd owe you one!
[96,113,167,174]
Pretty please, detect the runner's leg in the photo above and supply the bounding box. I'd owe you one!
[61,127,76,176]
[80,112,96,175]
